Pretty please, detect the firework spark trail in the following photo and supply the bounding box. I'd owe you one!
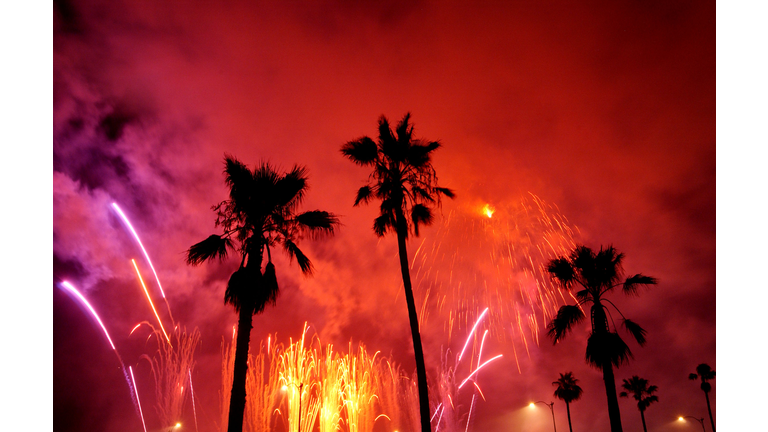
[111,202,175,324]
[189,369,199,432]
[458,355,503,390]
[142,326,201,429]
[132,259,171,344]
[458,308,489,362]
[60,281,118,352]
[130,366,148,432]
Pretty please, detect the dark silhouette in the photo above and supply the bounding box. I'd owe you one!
[546,245,657,432]
[619,375,658,432]
[553,372,583,432]
[341,113,454,432]
[689,363,716,432]
[185,156,339,432]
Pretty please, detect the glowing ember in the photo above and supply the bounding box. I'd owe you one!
[482,204,495,218]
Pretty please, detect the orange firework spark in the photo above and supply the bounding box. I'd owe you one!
[131,259,170,344]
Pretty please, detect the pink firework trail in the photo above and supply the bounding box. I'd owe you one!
[60,281,118,352]
[458,307,489,362]
[189,369,199,432]
[111,202,175,323]
[129,366,148,432]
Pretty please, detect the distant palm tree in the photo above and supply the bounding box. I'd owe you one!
[186,155,339,432]
[546,245,657,432]
[689,363,716,432]
[619,375,658,432]
[553,372,583,432]
[341,113,454,432]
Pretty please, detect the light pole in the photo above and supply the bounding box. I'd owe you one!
[282,382,305,432]
[530,401,557,432]
[678,416,706,432]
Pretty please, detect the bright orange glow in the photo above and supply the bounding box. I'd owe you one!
[482,204,495,218]
[529,402,535,408]
[132,259,170,344]
[678,417,684,421]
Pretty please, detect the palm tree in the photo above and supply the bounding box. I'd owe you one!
[546,245,657,432]
[619,375,658,432]
[553,372,583,432]
[341,113,454,432]
[689,363,715,432]
[186,155,339,432]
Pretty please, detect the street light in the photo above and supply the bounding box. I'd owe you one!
[678,416,706,432]
[282,382,305,432]
[529,400,557,432]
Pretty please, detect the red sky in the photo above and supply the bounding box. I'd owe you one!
[49,1,717,431]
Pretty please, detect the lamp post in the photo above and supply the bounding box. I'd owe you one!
[530,401,557,432]
[678,416,706,432]
[282,382,305,432]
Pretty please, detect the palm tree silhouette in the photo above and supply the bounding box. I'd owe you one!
[619,375,658,432]
[185,155,339,432]
[553,372,583,432]
[689,363,715,432]
[546,245,657,432]
[341,113,454,432]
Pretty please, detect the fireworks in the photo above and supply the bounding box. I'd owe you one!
[411,193,579,360]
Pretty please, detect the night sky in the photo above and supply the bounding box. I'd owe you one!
[19,0,733,430]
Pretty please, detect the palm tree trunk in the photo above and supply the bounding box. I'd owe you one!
[227,301,254,432]
[566,401,573,432]
[704,391,715,432]
[601,364,623,432]
[640,409,647,432]
[395,211,431,432]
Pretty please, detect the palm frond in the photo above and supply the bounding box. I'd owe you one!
[547,257,576,288]
[547,305,585,343]
[621,318,648,346]
[436,187,455,199]
[274,164,309,208]
[354,185,373,206]
[284,239,313,275]
[186,235,232,265]
[224,266,256,313]
[585,331,632,368]
[341,137,378,166]
[253,262,279,314]
[688,373,699,381]
[373,213,394,237]
[295,210,340,237]
[623,274,658,296]
[406,141,438,168]
[223,155,254,211]
[411,204,434,237]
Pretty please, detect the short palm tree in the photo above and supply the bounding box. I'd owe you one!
[619,375,658,432]
[546,245,657,432]
[186,155,339,432]
[341,113,454,432]
[689,363,715,432]
[553,372,583,432]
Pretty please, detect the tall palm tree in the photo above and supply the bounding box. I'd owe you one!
[341,113,454,432]
[553,372,583,432]
[186,155,339,432]
[619,375,658,432]
[546,245,657,432]
[689,363,715,432]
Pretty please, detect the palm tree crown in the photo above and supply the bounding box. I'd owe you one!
[553,372,584,404]
[186,155,338,432]
[341,112,454,238]
[619,376,659,412]
[547,245,657,368]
